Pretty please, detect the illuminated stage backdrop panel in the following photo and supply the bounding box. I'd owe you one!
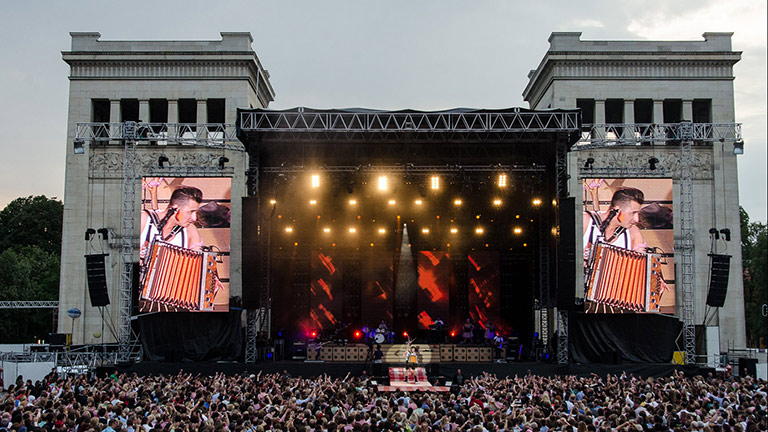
[467,251,501,331]
[361,252,394,328]
[310,251,343,333]
[138,177,231,313]
[581,178,675,314]
[416,251,450,329]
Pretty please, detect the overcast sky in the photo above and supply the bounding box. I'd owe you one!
[0,0,765,221]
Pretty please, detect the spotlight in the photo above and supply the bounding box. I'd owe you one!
[323,227,331,233]
[709,228,720,239]
[84,228,96,241]
[311,331,317,338]
[450,227,458,234]
[720,228,731,241]
[421,228,430,234]
[285,227,293,233]
[349,199,357,206]
[648,157,659,170]
[513,227,522,235]
[309,200,317,206]
[450,331,456,338]
[498,173,507,188]
[218,156,229,169]
[431,176,440,190]
[475,227,484,234]
[311,174,320,188]
[454,199,463,206]
[415,199,423,205]
[354,330,361,338]
[493,199,502,206]
[158,155,170,167]
[403,331,408,337]
[733,139,744,155]
[388,199,396,206]
[532,198,542,206]
[378,176,388,191]
[378,228,386,234]
[73,139,85,155]
[584,157,594,169]
[269,199,277,205]
[97,228,109,240]
[349,227,356,233]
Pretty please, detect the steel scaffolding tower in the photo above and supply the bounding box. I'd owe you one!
[118,121,137,363]
[574,121,741,365]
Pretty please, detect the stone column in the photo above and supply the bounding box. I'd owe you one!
[139,100,149,123]
[110,100,121,142]
[166,100,178,146]
[594,100,606,140]
[652,100,665,143]
[623,99,636,140]
[682,100,693,122]
[197,99,208,139]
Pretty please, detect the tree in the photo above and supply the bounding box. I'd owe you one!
[740,206,768,347]
[0,195,63,255]
[0,196,62,342]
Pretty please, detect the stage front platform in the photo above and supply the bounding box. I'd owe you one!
[107,360,709,381]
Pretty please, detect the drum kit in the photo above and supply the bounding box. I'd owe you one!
[362,326,395,344]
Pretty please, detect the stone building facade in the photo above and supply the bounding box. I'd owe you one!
[59,32,274,344]
[523,32,746,350]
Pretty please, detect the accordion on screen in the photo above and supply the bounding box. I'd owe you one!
[140,240,218,311]
[585,242,663,312]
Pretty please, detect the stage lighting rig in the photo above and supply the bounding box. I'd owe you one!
[218,157,229,169]
[584,157,594,170]
[648,157,659,170]
[158,155,170,167]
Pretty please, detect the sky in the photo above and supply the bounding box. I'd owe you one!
[0,0,765,222]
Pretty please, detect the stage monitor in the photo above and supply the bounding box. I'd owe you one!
[581,178,675,314]
[138,177,231,312]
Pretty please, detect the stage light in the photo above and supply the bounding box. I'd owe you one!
[378,228,386,234]
[269,199,277,205]
[493,199,502,206]
[311,174,320,188]
[532,198,542,206]
[158,155,170,168]
[552,199,557,206]
[309,199,317,205]
[720,228,731,241]
[450,331,456,337]
[733,139,744,155]
[475,227,484,234]
[498,173,507,188]
[354,330,361,338]
[73,138,85,154]
[349,227,356,233]
[422,228,430,234]
[431,176,440,190]
[648,157,659,170]
[513,227,522,235]
[378,176,388,191]
[415,199,423,205]
[388,199,396,205]
[349,199,357,205]
[584,157,595,169]
[450,227,458,234]
[454,199,463,206]
[323,227,331,233]
[311,331,317,338]
[403,331,408,337]
[285,227,293,233]
[515,215,520,219]
[294,242,298,246]
[218,157,229,169]
[523,243,527,247]
[370,243,374,247]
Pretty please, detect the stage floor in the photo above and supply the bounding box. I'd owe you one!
[106,360,704,380]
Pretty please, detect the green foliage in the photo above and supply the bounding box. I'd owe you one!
[0,246,60,342]
[0,195,63,255]
[0,196,62,342]
[740,207,768,347]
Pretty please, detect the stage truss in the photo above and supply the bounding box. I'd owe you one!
[573,121,742,365]
[74,121,242,363]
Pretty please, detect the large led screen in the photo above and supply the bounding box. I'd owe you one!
[138,177,231,312]
[582,178,675,314]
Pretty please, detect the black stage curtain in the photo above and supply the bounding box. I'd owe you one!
[569,313,681,363]
[138,311,242,362]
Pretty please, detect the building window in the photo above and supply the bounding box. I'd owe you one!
[207,99,226,124]
[605,99,624,124]
[634,99,653,124]
[149,99,168,123]
[577,99,595,129]
[120,99,139,122]
[663,99,682,123]
[91,99,110,123]
[178,99,197,132]
[692,99,712,123]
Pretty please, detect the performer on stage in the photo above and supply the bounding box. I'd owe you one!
[462,318,474,345]
[483,321,495,345]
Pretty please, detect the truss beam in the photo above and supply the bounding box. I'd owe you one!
[574,123,741,148]
[0,301,59,309]
[75,123,243,151]
[261,164,546,174]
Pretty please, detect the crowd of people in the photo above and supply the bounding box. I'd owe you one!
[0,368,765,431]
